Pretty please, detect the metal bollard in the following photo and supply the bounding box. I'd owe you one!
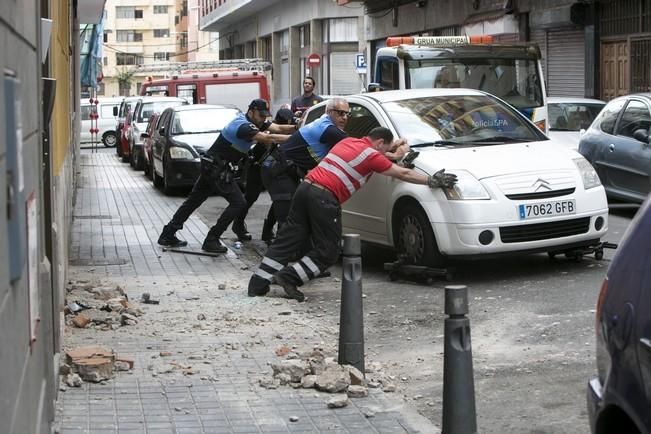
[338,234,364,374]
[442,285,477,434]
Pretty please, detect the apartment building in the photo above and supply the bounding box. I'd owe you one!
[100,0,219,97]
[200,0,365,108]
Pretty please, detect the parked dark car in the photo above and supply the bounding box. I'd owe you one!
[587,197,651,433]
[578,93,651,203]
[114,96,140,160]
[141,112,160,180]
[150,104,239,194]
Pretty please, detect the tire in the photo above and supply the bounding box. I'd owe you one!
[144,158,153,180]
[102,131,117,147]
[162,163,174,195]
[133,149,144,171]
[395,203,445,268]
[129,146,136,168]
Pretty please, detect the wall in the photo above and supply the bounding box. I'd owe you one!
[0,0,58,433]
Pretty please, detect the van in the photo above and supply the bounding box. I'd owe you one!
[79,97,122,146]
[140,70,271,113]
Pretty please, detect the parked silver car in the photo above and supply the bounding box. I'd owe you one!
[547,96,605,150]
[578,93,651,203]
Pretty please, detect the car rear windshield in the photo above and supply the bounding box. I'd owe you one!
[171,108,239,135]
[138,101,185,123]
[548,102,605,131]
[382,94,546,146]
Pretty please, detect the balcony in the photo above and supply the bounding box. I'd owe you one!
[200,0,281,33]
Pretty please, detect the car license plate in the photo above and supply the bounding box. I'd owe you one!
[518,200,576,220]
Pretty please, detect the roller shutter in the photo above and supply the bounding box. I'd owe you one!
[329,52,363,95]
[531,28,585,97]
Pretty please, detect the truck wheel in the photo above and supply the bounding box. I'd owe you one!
[102,131,117,147]
[395,203,445,268]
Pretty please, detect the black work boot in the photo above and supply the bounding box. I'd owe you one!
[158,224,188,247]
[247,275,270,297]
[202,228,227,253]
[232,219,252,241]
[273,273,305,302]
[261,218,275,245]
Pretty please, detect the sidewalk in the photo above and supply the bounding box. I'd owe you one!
[54,149,438,434]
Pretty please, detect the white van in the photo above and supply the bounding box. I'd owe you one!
[80,97,122,146]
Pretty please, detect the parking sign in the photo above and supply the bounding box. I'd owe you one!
[355,53,366,74]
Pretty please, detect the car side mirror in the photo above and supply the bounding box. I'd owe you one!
[367,83,386,92]
[158,126,166,136]
[579,128,586,137]
[633,128,650,145]
[140,132,149,140]
[113,106,118,116]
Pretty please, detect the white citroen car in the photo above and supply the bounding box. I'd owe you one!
[303,89,609,267]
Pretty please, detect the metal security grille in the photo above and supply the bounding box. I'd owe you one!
[600,0,651,36]
[499,217,590,243]
[631,39,651,92]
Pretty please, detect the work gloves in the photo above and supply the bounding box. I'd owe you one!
[427,169,458,189]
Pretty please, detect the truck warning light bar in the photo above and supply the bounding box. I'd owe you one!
[386,35,494,47]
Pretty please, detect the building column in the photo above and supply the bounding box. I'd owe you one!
[309,19,323,95]
[289,25,301,102]
[271,32,281,105]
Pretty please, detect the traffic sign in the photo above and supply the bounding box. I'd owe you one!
[307,53,321,67]
[355,53,366,69]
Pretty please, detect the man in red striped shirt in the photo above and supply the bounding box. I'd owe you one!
[248,127,457,302]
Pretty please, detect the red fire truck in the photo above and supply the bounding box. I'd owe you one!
[137,59,272,113]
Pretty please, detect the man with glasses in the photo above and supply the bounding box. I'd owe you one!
[157,99,294,253]
[261,97,350,228]
[291,76,324,118]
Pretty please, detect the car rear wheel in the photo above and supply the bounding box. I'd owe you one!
[395,203,445,268]
[102,131,117,147]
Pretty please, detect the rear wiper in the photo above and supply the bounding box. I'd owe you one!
[412,140,463,148]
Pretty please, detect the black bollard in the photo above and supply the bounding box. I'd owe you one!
[442,285,477,434]
[338,234,364,374]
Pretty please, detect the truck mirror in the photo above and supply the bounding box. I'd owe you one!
[159,126,166,136]
[113,106,118,116]
[140,132,149,140]
[367,83,385,92]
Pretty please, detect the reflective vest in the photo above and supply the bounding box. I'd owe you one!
[299,114,336,161]
[220,113,254,154]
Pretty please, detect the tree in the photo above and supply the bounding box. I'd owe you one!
[116,68,135,96]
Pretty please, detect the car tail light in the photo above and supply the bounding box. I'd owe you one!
[595,277,608,332]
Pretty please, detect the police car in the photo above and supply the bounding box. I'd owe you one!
[302,88,609,266]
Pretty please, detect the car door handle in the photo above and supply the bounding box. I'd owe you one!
[608,144,615,151]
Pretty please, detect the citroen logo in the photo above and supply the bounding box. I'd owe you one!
[531,178,552,192]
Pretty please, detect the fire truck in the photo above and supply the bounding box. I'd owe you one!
[135,59,272,113]
[369,35,549,132]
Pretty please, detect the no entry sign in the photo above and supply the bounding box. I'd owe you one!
[307,53,321,67]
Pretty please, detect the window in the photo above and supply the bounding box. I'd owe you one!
[116,6,143,19]
[326,18,357,42]
[299,25,310,48]
[377,57,399,90]
[176,84,197,104]
[616,100,651,139]
[103,56,108,66]
[116,30,143,42]
[154,52,171,61]
[305,106,326,124]
[599,99,626,134]
[153,29,169,38]
[116,53,144,65]
[153,5,168,13]
[96,83,106,96]
[279,30,289,55]
[80,105,92,121]
[103,31,108,43]
[119,81,131,96]
[344,104,381,138]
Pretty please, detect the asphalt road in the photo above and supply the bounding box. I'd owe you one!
[196,191,638,434]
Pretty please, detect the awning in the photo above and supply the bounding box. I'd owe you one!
[77,0,106,24]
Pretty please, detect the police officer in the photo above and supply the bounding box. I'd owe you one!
[248,127,458,300]
[157,99,294,253]
[234,107,299,244]
[261,97,349,227]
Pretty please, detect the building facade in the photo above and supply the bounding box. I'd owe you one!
[0,0,103,432]
[199,0,365,108]
[340,0,651,101]
[99,0,220,97]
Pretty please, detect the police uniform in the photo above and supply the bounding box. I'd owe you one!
[158,108,268,252]
[261,113,347,225]
[249,136,393,299]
